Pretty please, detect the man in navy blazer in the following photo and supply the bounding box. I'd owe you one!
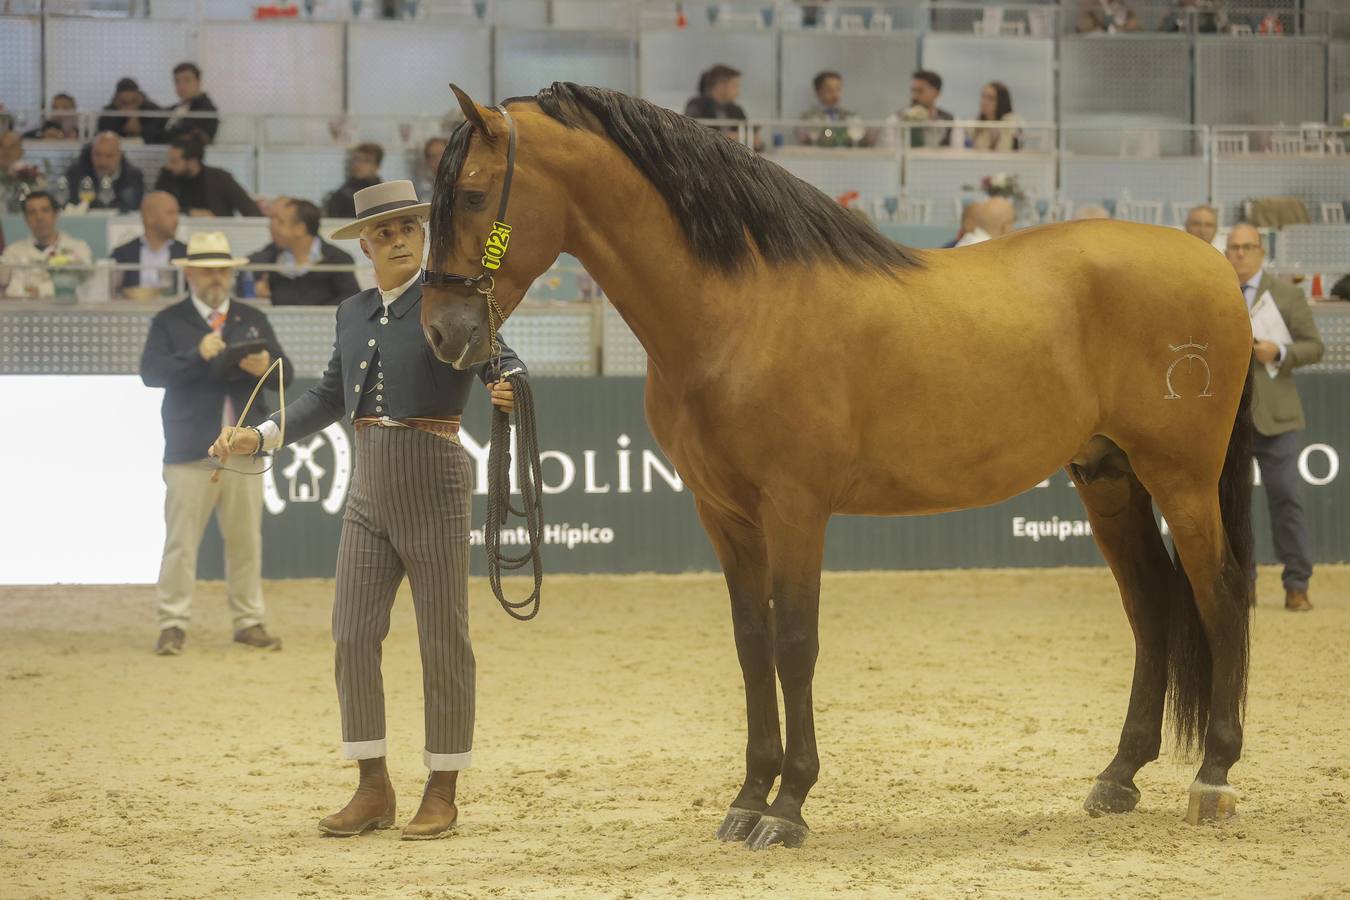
[110,191,186,299]
[139,232,293,657]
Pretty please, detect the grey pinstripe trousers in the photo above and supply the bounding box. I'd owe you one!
[334,425,475,771]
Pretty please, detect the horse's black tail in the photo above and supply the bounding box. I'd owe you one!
[1166,369,1254,756]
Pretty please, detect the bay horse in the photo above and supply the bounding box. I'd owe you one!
[420,83,1255,849]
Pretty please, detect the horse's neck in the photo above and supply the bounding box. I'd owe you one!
[557,140,728,376]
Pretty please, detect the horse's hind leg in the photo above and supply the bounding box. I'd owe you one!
[744,502,828,850]
[1075,468,1174,815]
[695,499,782,843]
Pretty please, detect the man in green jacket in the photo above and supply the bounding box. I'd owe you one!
[1225,223,1324,610]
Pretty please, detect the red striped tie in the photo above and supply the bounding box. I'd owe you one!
[210,311,235,427]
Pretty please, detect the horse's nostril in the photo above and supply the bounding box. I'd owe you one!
[426,322,446,349]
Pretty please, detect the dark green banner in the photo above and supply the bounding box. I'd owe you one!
[199,374,1348,578]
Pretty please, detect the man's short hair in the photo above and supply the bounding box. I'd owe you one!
[813,70,842,92]
[289,198,322,237]
[704,64,741,91]
[21,191,56,215]
[354,142,384,167]
[171,132,206,162]
[173,61,202,79]
[1187,204,1216,218]
[912,69,943,92]
[53,92,76,107]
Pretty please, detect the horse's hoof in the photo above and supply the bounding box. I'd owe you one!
[1083,778,1141,816]
[1186,781,1238,825]
[715,807,762,842]
[744,815,809,850]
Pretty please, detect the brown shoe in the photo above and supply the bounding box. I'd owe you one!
[233,624,282,650]
[155,627,185,656]
[1285,589,1312,612]
[318,758,396,837]
[402,771,459,840]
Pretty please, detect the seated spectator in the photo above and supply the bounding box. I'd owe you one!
[1184,204,1221,248]
[0,191,94,299]
[943,202,981,248]
[97,78,163,142]
[1331,274,1350,302]
[798,71,873,148]
[1075,0,1141,32]
[155,133,260,218]
[323,142,384,219]
[1075,203,1113,219]
[111,191,186,300]
[1161,0,1225,33]
[160,62,219,145]
[415,136,447,201]
[971,82,1020,152]
[63,132,145,213]
[684,65,747,122]
[23,93,79,140]
[902,70,954,148]
[246,198,359,306]
[955,197,1015,246]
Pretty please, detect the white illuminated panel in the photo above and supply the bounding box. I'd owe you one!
[0,376,167,585]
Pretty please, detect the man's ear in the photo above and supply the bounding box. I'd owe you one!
[359,237,372,262]
[450,83,501,141]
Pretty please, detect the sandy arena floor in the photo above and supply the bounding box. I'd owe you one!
[2,566,1348,899]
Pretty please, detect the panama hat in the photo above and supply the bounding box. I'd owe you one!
[172,231,249,268]
[328,180,431,241]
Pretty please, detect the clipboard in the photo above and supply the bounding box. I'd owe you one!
[1248,291,1291,379]
[219,339,269,368]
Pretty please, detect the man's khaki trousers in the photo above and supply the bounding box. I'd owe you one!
[155,457,266,632]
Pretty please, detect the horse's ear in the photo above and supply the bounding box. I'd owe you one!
[450,83,500,141]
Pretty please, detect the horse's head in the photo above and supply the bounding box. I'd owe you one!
[422,85,567,369]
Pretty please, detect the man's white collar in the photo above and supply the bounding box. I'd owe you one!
[379,270,420,309]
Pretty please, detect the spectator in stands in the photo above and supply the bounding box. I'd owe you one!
[943,202,981,248]
[971,82,1020,152]
[1075,0,1141,32]
[955,197,1015,246]
[1330,274,1350,302]
[415,136,447,202]
[23,93,79,140]
[155,133,260,218]
[799,71,872,148]
[1226,221,1324,611]
[684,65,747,121]
[160,62,220,145]
[1183,203,1221,248]
[247,197,360,306]
[111,191,186,300]
[63,132,145,213]
[1075,204,1113,219]
[1161,0,1224,33]
[324,143,384,219]
[902,70,953,148]
[0,191,94,299]
[97,78,163,142]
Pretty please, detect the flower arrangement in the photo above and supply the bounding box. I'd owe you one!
[963,173,1026,203]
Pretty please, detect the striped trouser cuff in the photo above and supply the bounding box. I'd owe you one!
[342,739,387,760]
[424,749,472,771]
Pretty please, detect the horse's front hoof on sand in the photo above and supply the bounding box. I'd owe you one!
[1083,778,1141,816]
[1186,781,1237,825]
[744,815,809,850]
[715,807,763,842]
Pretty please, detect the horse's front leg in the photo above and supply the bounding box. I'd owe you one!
[745,505,827,850]
[696,499,781,843]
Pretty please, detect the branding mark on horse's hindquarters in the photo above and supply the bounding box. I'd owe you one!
[1164,339,1213,400]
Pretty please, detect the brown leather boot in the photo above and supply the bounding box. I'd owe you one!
[401,771,458,840]
[1285,588,1312,612]
[318,757,396,836]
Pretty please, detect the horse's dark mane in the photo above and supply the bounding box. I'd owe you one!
[430,82,923,278]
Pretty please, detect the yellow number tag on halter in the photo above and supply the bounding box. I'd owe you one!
[482,221,512,271]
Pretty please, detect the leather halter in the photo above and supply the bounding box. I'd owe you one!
[421,105,517,291]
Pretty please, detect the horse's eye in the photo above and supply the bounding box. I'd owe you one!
[464,191,487,209]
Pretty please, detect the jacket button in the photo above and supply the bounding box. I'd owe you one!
[368,339,376,347]
[380,317,389,325]
[375,406,382,412]
[354,384,360,393]
[360,361,368,369]
[376,395,382,401]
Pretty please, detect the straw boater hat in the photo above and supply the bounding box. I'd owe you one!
[328,180,431,241]
[171,231,248,268]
